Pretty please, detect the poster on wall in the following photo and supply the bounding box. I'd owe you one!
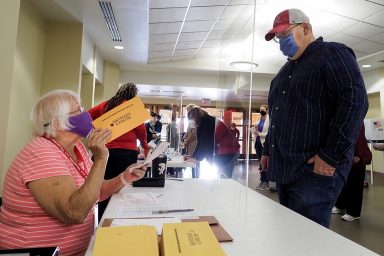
[364,119,384,142]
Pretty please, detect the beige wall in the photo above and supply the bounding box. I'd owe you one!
[366,92,381,119]
[81,73,95,110]
[103,61,120,100]
[0,0,21,194]
[41,22,83,94]
[94,83,104,106]
[367,92,384,174]
[0,3,88,194]
[4,0,47,168]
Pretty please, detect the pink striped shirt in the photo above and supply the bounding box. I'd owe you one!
[0,137,94,256]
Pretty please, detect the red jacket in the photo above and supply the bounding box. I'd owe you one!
[88,101,149,155]
[215,121,240,155]
[352,125,372,169]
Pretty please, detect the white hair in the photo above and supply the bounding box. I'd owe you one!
[31,89,80,138]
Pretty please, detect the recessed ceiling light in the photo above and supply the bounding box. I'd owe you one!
[230,61,258,71]
[114,45,124,50]
[362,64,371,68]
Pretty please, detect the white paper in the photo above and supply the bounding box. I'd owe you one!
[121,192,160,206]
[111,217,181,235]
[144,141,170,164]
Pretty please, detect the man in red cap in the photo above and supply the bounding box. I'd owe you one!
[260,9,368,227]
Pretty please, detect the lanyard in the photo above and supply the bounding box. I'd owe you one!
[44,137,88,179]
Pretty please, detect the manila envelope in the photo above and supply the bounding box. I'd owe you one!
[92,96,150,142]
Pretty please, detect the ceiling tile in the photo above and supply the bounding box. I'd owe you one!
[192,0,229,6]
[173,49,197,56]
[229,0,255,4]
[179,31,209,41]
[183,20,217,32]
[150,22,182,34]
[171,56,193,61]
[370,32,384,44]
[207,30,226,40]
[353,50,369,59]
[186,6,226,21]
[149,8,187,23]
[313,26,338,40]
[202,40,222,48]
[321,0,384,20]
[326,33,363,47]
[151,33,179,44]
[147,57,171,64]
[195,47,220,57]
[363,9,384,27]
[149,43,174,51]
[213,19,233,30]
[342,22,384,38]
[149,0,189,8]
[311,12,358,33]
[149,51,172,58]
[221,5,249,20]
[351,40,384,54]
[176,41,203,49]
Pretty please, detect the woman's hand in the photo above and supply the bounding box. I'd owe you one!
[87,128,112,160]
[123,162,148,183]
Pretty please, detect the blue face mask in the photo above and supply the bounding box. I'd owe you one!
[279,34,299,59]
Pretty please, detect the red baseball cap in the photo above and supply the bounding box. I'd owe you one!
[265,9,310,41]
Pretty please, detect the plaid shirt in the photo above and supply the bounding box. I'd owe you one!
[264,37,368,184]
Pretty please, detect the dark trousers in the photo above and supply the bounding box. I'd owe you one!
[98,148,138,222]
[335,164,366,217]
[277,170,344,228]
[255,139,268,182]
[214,153,239,178]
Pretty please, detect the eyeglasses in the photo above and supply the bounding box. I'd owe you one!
[68,106,84,115]
[43,106,84,127]
[273,23,301,43]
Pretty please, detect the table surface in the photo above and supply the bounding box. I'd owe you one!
[85,179,378,256]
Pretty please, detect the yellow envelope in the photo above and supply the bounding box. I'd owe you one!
[92,96,150,142]
[94,226,159,256]
[161,222,226,256]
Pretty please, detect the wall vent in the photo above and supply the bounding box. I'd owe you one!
[99,1,121,42]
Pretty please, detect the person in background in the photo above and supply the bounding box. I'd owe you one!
[250,105,270,191]
[332,124,372,221]
[186,107,240,178]
[183,104,199,177]
[261,9,368,227]
[183,104,198,156]
[145,111,162,144]
[166,112,179,150]
[230,123,240,141]
[0,90,147,255]
[88,83,150,221]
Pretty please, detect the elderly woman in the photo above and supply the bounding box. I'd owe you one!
[0,90,147,255]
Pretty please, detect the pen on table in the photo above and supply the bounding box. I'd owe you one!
[155,194,163,198]
[152,209,194,214]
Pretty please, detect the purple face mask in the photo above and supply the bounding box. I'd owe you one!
[68,112,94,138]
